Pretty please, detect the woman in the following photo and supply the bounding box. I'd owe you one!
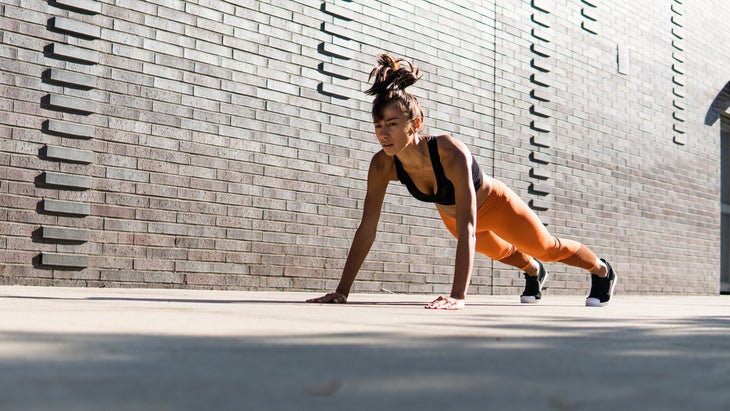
[307,54,617,310]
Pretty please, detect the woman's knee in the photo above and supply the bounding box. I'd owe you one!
[497,248,532,270]
[523,237,583,263]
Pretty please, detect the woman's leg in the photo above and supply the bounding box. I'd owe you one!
[437,178,616,306]
[480,179,601,271]
[437,206,534,270]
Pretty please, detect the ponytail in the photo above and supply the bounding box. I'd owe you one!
[365,53,424,125]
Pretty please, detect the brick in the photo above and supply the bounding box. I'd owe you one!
[530,119,552,133]
[530,72,552,87]
[530,43,552,58]
[530,166,551,180]
[530,104,551,118]
[41,253,89,268]
[321,22,352,40]
[44,120,94,139]
[529,182,552,195]
[671,14,684,28]
[531,12,551,28]
[48,43,100,64]
[43,172,92,189]
[671,26,685,40]
[529,151,551,164]
[530,134,552,148]
[44,94,96,114]
[319,62,353,79]
[672,39,684,51]
[41,226,89,242]
[581,7,598,21]
[318,82,355,99]
[531,27,552,43]
[42,199,91,216]
[44,145,96,164]
[531,0,555,13]
[530,57,551,72]
[50,17,101,39]
[54,0,102,14]
[319,42,355,59]
[45,68,97,88]
[322,2,356,20]
[529,198,550,211]
[581,20,598,35]
[530,88,551,102]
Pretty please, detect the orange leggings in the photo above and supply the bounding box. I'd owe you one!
[437,178,599,271]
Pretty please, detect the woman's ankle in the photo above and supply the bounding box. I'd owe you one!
[590,259,608,277]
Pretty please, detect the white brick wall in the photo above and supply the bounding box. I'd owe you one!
[0,0,726,294]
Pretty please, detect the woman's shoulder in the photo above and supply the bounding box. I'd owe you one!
[369,150,398,179]
[433,134,470,160]
[371,149,392,164]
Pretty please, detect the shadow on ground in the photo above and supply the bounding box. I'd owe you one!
[1,315,728,411]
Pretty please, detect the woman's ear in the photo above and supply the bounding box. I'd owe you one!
[412,116,423,133]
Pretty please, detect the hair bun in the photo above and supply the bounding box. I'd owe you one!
[365,53,421,96]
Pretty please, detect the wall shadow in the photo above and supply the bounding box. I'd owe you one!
[705,81,730,126]
[0,315,728,411]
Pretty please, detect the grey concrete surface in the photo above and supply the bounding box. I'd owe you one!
[1,286,729,411]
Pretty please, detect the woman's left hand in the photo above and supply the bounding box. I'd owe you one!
[424,295,465,310]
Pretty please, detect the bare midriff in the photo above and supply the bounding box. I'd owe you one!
[435,173,493,219]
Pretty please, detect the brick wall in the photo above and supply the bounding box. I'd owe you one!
[0,0,727,295]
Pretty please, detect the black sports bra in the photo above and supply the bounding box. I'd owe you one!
[393,136,484,206]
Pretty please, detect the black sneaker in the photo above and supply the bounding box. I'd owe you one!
[520,260,548,303]
[586,258,617,307]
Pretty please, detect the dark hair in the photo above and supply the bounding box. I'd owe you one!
[365,54,424,124]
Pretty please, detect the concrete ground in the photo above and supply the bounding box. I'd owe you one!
[1,286,729,411]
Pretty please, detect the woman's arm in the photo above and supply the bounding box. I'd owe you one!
[307,152,392,303]
[439,136,478,300]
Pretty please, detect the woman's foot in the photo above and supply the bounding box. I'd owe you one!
[521,260,548,303]
[586,259,617,307]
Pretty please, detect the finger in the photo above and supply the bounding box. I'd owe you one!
[424,300,436,309]
[424,296,446,309]
[306,295,329,303]
[446,300,465,310]
[425,296,465,310]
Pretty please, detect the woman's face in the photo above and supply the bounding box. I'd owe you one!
[373,103,419,156]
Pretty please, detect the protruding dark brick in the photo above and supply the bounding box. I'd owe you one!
[42,199,91,216]
[40,253,88,268]
[50,17,101,39]
[45,120,95,139]
[44,145,96,164]
[53,0,102,14]
[41,226,89,242]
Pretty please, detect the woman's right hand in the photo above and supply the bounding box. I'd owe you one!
[306,292,348,304]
